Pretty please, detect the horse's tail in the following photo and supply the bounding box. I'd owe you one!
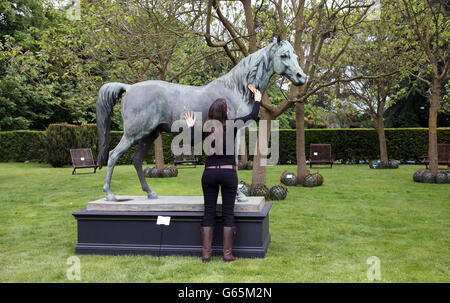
[96,82,130,169]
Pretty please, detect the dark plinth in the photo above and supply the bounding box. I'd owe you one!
[72,203,271,258]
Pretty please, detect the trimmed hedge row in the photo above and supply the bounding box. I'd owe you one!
[0,130,48,162]
[275,128,450,164]
[1,125,449,166]
[46,123,99,167]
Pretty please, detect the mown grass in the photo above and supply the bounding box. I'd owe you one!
[0,162,448,282]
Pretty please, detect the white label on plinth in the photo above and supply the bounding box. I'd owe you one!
[157,216,171,226]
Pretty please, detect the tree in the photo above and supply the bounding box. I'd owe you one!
[385,78,450,128]
[270,0,375,183]
[336,3,409,164]
[0,0,56,44]
[0,1,107,130]
[0,0,80,130]
[397,0,449,175]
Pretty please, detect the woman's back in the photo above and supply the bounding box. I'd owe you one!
[190,101,260,166]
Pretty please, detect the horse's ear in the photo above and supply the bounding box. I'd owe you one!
[273,35,281,45]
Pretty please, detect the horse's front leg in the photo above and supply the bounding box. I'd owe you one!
[235,128,248,202]
[132,131,159,199]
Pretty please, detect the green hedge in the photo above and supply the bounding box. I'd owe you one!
[275,128,450,164]
[0,130,48,162]
[1,126,449,166]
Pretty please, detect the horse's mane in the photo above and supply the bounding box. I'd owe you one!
[212,41,291,103]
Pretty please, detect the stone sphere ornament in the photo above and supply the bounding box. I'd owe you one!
[251,184,270,200]
[303,172,324,187]
[160,167,173,178]
[145,166,178,178]
[369,159,399,169]
[303,174,317,187]
[269,184,288,201]
[435,171,448,184]
[369,160,379,169]
[280,170,297,186]
[314,172,324,186]
[388,160,399,169]
[413,169,426,182]
[422,171,435,184]
[169,166,178,177]
[149,167,160,178]
[413,169,450,184]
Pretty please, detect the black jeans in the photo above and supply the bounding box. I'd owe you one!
[201,168,238,227]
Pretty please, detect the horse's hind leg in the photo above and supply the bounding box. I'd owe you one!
[103,134,135,201]
[132,131,159,199]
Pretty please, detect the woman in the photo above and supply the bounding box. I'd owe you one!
[184,84,262,262]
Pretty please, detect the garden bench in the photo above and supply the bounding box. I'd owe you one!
[309,144,334,168]
[70,148,98,175]
[173,148,198,168]
[424,143,450,168]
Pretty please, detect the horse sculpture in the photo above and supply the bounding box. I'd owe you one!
[96,38,307,201]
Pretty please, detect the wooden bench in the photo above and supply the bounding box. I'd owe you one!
[424,143,450,168]
[309,144,334,168]
[70,148,98,175]
[173,148,198,168]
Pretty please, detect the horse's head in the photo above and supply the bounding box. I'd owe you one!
[272,38,307,86]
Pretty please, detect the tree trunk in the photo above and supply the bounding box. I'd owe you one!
[154,134,165,171]
[251,107,272,187]
[239,134,248,165]
[428,79,441,175]
[296,102,308,185]
[374,114,388,164]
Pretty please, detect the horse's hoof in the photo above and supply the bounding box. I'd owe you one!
[106,194,117,201]
[148,192,158,199]
[236,193,248,202]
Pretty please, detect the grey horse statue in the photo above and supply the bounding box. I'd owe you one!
[96,38,307,201]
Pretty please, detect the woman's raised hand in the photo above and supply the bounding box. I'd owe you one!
[184,111,196,127]
[248,84,262,102]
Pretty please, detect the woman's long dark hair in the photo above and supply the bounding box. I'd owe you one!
[206,98,228,151]
[206,98,228,125]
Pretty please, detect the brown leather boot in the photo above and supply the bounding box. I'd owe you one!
[223,226,238,262]
[200,226,214,262]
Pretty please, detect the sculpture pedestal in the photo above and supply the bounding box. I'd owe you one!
[72,196,271,258]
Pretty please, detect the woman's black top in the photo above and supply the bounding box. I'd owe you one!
[189,101,260,166]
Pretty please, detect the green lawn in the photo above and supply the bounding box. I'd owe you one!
[0,162,448,282]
